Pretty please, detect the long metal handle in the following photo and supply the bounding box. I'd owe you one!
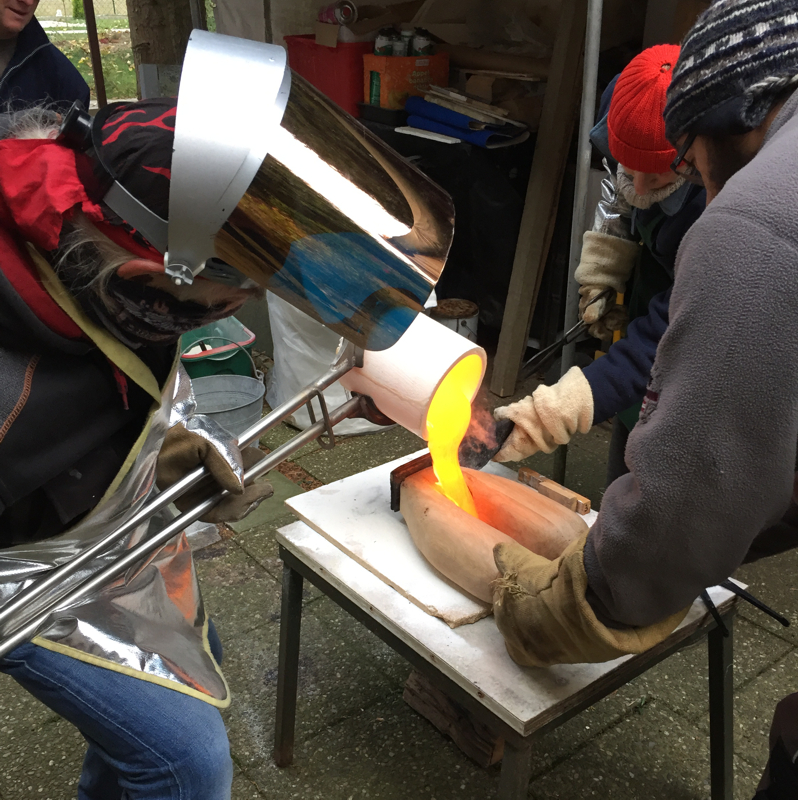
[0,354,358,636]
[0,395,363,659]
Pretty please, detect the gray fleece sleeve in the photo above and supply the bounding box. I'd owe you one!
[584,207,798,628]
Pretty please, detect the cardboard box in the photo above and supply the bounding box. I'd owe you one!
[315,0,425,48]
[364,52,449,110]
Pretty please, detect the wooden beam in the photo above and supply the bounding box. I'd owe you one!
[403,670,504,767]
[489,0,587,397]
[83,0,107,108]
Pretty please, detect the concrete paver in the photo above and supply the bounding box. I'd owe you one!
[195,539,284,641]
[623,617,793,723]
[296,427,425,485]
[0,717,85,800]
[221,595,410,770]
[0,670,59,734]
[562,441,609,510]
[233,512,325,607]
[237,693,502,800]
[232,768,265,799]
[733,650,798,770]
[529,700,763,800]
[734,549,798,645]
[567,422,614,459]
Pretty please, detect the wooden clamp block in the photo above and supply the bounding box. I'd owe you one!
[403,670,504,768]
[517,468,591,515]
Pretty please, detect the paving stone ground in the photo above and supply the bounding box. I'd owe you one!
[0,375,794,799]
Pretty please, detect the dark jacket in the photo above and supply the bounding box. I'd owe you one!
[0,236,171,544]
[582,78,705,425]
[584,89,798,629]
[0,18,90,111]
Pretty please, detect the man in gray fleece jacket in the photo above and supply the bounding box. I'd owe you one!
[489,1,798,794]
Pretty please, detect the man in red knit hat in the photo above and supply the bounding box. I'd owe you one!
[494,44,706,486]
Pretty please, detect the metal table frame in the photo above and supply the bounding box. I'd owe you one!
[274,544,735,800]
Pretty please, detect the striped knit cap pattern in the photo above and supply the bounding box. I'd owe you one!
[664,0,798,142]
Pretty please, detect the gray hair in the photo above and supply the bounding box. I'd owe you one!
[56,213,144,299]
[0,106,62,140]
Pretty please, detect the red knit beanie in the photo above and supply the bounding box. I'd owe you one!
[608,44,681,174]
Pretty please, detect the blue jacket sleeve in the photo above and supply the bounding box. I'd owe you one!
[582,287,671,424]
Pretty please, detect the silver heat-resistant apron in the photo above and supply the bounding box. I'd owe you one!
[0,360,229,707]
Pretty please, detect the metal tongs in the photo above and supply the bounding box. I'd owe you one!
[519,288,614,380]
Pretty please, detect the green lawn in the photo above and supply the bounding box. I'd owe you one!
[49,32,137,100]
[41,3,216,102]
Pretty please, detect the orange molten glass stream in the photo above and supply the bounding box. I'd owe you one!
[425,355,484,518]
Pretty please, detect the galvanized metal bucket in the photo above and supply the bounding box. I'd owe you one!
[183,338,265,438]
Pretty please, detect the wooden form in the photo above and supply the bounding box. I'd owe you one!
[404,669,505,767]
[518,467,591,514]
[490,0,588,397]
[401,467,587,603]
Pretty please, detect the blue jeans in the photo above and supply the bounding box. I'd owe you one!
[0,623,232,800]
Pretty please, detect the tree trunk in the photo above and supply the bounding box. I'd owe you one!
[128,0,194,94]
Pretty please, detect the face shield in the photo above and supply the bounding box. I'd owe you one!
[60,31,454,351]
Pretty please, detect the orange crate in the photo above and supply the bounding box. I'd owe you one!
[363,52,450,110]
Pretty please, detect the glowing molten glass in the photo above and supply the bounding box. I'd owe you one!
[425,354,484,518]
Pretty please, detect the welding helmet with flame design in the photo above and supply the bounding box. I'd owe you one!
[58,30,454,351]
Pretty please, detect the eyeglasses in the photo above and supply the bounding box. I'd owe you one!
[670,132,704,185]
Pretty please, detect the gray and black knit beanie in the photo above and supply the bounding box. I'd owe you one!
[664,0,798,143]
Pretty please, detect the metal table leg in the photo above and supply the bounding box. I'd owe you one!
[708,613,734,800]
[498,738,533,800]
[274,562,304,768]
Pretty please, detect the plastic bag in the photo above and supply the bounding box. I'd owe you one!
[265,292,385,434]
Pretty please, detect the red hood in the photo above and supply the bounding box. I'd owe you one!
[0,137,159,340]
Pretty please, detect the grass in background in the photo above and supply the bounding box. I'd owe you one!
[37,0,216,102]
[49,28,136,99]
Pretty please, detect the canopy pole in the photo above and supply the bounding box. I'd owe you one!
[553,0,604,485]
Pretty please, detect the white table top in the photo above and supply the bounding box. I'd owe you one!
[278,499,736,736]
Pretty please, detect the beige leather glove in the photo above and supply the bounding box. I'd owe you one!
[492,532,690,667]
[156,420,274,524]
[574,230,639,332]
[493,367,593,461]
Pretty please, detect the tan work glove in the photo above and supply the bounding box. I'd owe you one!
[493,367,593,461]
[491,532,690,667]
[575,231,638,339]
[156,419,274,524]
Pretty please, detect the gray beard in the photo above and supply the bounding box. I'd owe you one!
[616,164,685,209]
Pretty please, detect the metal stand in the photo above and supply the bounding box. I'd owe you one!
[497,740,534,800]
[273,545,736,799]
[709,622,734,800]
[274,564,303,768]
